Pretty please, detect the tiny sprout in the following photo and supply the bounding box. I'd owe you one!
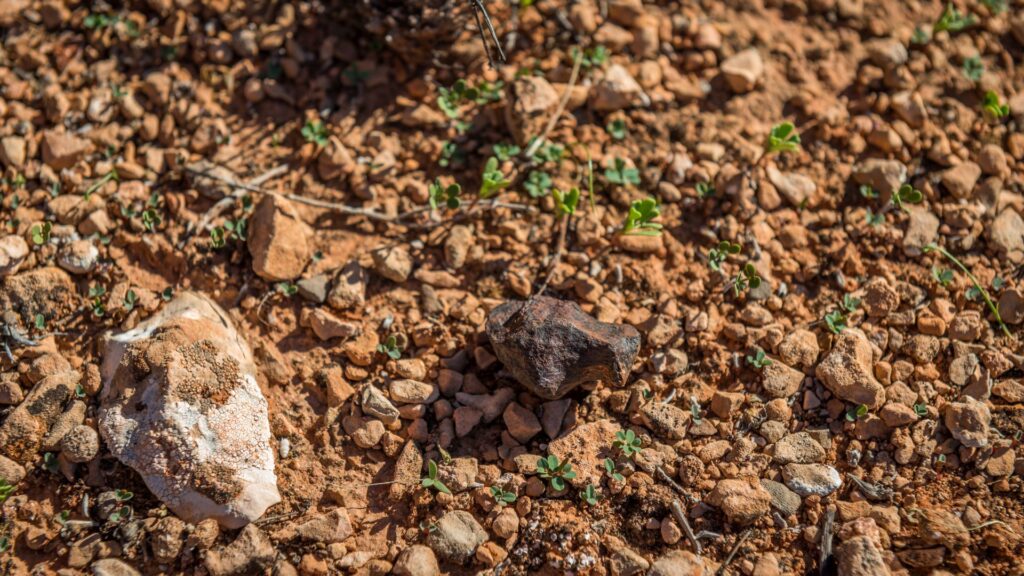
[933,3,976,33]
[210,226,226,249]
[108,505,131,523]
[621,197,662,236]
[301,120,329,147]
[525,170,553,198]
[932,267,954,286]
[708,241,741,271]
[606,119,628,141]
[123,289,138,312]
[161,287,173,301]
[492,143,521,162]
[732,263,762,295]
[530,141,564,164]
[224,218,247,240]
[31,222,52,246]
[765,122,801,155]
[980,0,1007,14]
[842,294,862,313]
[696,181,715,199]
[825,310,847,334]
[421,460,452,495]
[962,56,984,82]
[33,314,45,330]
[859,185,879,199]
[580,484,601,506]
[0,480,15,504]
[479,157,511,199]
[982,91,1010,122]
[866,208,885,227]
[845,404,869,422]
[746,348,773,369]
[114,489,133,502]
[54,510,70,526]
[377,335,402,360]
[536,455,576,491]
[613,429,642,458]
[428,179,462,210]
[924,243,1012,340]
[603,458,624,482]
[552,188,580,216]
[891,184,923,211]
[141,208,161,232]
[75,383,86,398]
[43,452,59,474]
[604,158,640,186]
[490,486,517,505]
[275,282,298,297]
[913,403,928,417]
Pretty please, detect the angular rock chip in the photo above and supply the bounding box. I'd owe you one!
[486,296,641,399]
[99,292,280,528]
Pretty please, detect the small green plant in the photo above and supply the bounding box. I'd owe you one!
[980,0,1007,14]
[552,188,580,216]
[421,460,452,495]
[825,310,847,334]
[108,505,131,523]
[911,27,930,45]
[33,314,45,330]
[54,510,70,525]
[982,91,1010,122]
[0,480,15,504]
[571,45,609,69]
[842,294,862,313]
[490,486,517,505]
[43,452,59,474]
[30,222,52,246]
[913,403,928,417]
[696,181,715,199]
[161,287,173,301]
[865,208,885,227]
[428,180,462,210]
[933,3,976,33]
[437,79,503,119]
[83,12,116,29]
[525,170,553,198]
[438,141,461,168]
[732,263,762,295]
[536,455,576,491]
[114,489,133,502]
[530,141,564,164]
[223,218,246,240]
[891,184,923,211]
[932,267,954,286]
[603,458,624,482]
[479,157,511,199]
[123,289,137,312]
[845,403,869,422]
[301,120,329,147]
[606,119,628,140]
[377,335,402,360]
[580,484,601,506]
[88,285,106,317]
[764,122,801,155]
[621,197,662,236]
[276,282,298,297]
[708,241,741,271]
[83,169,119,201]
[962,56,984,82]
[492,143,521,162]
[746,348,773,369]
[141,208,161,232]
[859,185,879,199]
[924,243,1012,339]
[210,227,227,249]
[613,429,642,458]
[604,158,640,186]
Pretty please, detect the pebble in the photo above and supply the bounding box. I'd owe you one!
[204,524,276,576]
[0,235,29,277]
[328,260,367,311]
[247,195,312,281]
[590,64,647,111]
[943,396,991,448]
[647,550,709,576]
[388,379,439,405]
[940,162,981,199]
[720,48,764,93]
[815,329,885,408]
[707,477,772,525]
[852,158,906,196]
[372,245,413,283]
[393,545,439,576]
[57,239,100,275]
[296,275,328,303]
[426,510,487,563]
[502,402,543,443]
[760,478,801,516]
[782,463,842,497]
[989,209,1024,262]
[773,432,827,464]
[60,424,99,463]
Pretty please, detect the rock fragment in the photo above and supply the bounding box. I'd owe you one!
[720,48,764,93]
[707,477,772,525]
[815,329,884,408]
[247,195,311,281]
[782,463,842,497]
[944,396,991,448]
[426,510,487,563]
[505,76,560,146]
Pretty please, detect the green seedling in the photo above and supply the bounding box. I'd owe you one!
[75,383,86,398]
[708,241,741,271]
[108,506,131,523]
[571,45,609,69]
[421,460,452,495]
[530,140,564,164]
[913,403,928,417]
[765,122,801,155]
[613,429,642,458]
[924,243,1012,339]
[933,3,976,33]
[479,157,511,199]
[932,267,954,286]
[911,27,930,45]
[845,403,869,422]
[490,486,517,505]
[141,208,161,232]
[84,169,119,201]
[275,282,298,297]
[210,227,227,249]
[604,158,640,186]
[732,263,762,295]
[33,314,45,330]
[842,294,862,313]
[859,185,879,199]
[114,489,133,502]
[54,510,70,525]
[552,188,580,216]
[492,143,521,162]
[621,197,662,236]
[161,287,173,301]
[980,0,1006,14]
[0,480,15,504]
[746,348,773,369]
[437,79,503,119]
[603,458,624,482]
[865,208,885,227]
[30,222,52,246]
[88,285,106,317]
[525,170,553,198]
[825,310,847,334]
[891,184,923,211]
[696,181,715,199]
[376,335,402,360]
[606,119,627,140]
[224,218,246,240]
[536,455,576,491]
[123,289,137,312]
[581,484,601,506]
[300,120,329,147]
[438,141,461,168]
[962,56,984,82]
[43,452,59,474]
[982,91,1010,122]
[428,180,462,210]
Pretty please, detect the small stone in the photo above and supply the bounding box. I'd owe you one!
[149,516,186,564]
[837,536,891,576]
[591,64,646,112]
[762,361,805,398]
[454,406,483,437]
[0,454,26,485]
[720,48,764,93]
[608,539,650,576]
[540,399,572,438]
[547,419,619,488]
[505,76,560,146]
[42,130,92,169]
[57,239,100,275]
[296,275,328,304]
[389,379,439,405]
[60,424,99,463]
[328,261,367,311]
[92,559,142,576]
[990,209,1024,263]
[247,195,312,281]
[393,545,439,576]
[782,463,842,497]
[940,162,982,199]
[707,477,772,525]
[503,402,542,443]
[640,402,690,441]
[710,391,744,419]
[486,296,640,399]
[455,388,515,423]
[774,432,827,464]
[426,510,487,563]
[647,550,711,576]
[491,507,519,539]
[0,136,26,169]
[204,524,275,576]
[815,329,885,408]
[361,386,400,424]
[293,509,353,544]
[306,309,360,341]
[998,289,1024,325]
[903,207,939,256]
[760,479,801,516]
[372,245,413,283]
[766,165,815,207]
[0,235,29,277]
[865,37,908,69]
[944,396,991,448]
[852,158,907,197]
[444,225,474,269]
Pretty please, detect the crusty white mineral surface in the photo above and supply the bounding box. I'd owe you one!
[99,292,280,528]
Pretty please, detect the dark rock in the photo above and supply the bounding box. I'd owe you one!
[485,297,640,399]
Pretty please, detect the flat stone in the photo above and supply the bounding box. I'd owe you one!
[815,329,885,409]
[782,463,842,497]
[426,510,487,563]
[720,48,764,93]
[760,478,801,516]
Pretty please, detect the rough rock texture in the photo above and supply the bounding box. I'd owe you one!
[547,419,619,488]
[706,477,772,525]
[647,549,713,576]
[486,296,641,399]
[944,396,991,448]
[99,292,280,528]
[247,194,312,281]
[505,76,560,146]
[815,329,884,408]
[0,369,80,463]
[426,510,487,563]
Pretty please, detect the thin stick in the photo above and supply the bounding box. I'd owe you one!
[819,506,836,576]
[925,244,1013,340]
[655,466,692,501]
[524,49,583,160]
[469,0,506,67]
[716,529,752,576]
[670,499,721,556]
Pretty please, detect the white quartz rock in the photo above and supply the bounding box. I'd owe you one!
[99,292,280,528]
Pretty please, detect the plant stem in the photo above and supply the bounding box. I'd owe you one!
[926,244,1012,340]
